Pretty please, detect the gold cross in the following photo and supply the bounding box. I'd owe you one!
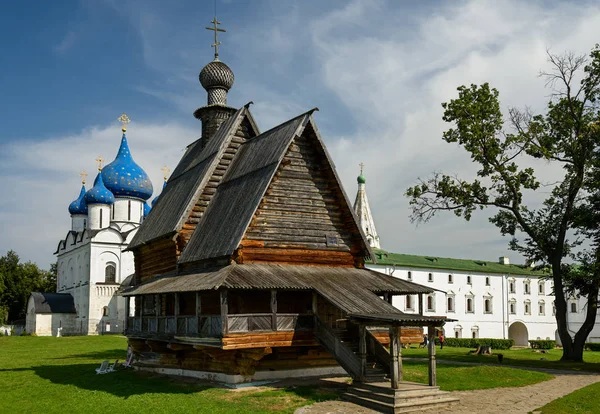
[95,156,104,171]
[117,113,131,132]
[79,169,88,185]
[161,165,170,181]
[359,162,365,174]
[206,17,226,59]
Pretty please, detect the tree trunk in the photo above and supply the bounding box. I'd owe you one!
[554,263,599,362]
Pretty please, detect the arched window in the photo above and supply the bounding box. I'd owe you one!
[509,299,516,314]
[448,274,453,283]
[105,262,116,283]
[407,271,412,281]
[99,209,103,228]
[571,302,577,313]
[524,300,531,315]
[103,306,110,317]
[485,277,490,286]
[447,297,454,312]
[509,281,515,293]
[539,281,545,295]
[128,200,132,221]
[539,301,545,315]
[484,299,491,313]
[406,295,413,310]
[467,276,472,285]
[83,219,87,229]
[427,295,434,311]
[466,298,473,313]
[428,273,433,282]
[524,280,530,294]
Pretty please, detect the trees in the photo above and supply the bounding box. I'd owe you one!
[406,45,600,362]
[0,251,56,323]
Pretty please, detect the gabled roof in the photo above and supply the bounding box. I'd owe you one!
[30,292,76,314]
[129,104,259,249]
[178,110,375,264]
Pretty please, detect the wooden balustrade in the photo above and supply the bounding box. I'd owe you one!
[126,313,312,337]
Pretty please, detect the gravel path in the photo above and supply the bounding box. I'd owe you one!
[295,368,600,414]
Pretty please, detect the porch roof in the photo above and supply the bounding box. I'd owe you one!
[121,264,436,297]
[349,313,453,326]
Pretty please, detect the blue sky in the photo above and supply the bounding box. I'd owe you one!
[1,0,600,269]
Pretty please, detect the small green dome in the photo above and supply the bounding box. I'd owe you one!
[357,173,366,184]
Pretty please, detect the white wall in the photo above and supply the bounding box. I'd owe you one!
[367,264,597,343]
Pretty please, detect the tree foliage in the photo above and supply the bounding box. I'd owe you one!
[0,251,56,323]
[406,45,600,362]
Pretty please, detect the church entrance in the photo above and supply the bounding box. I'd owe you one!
[509,321,529,346]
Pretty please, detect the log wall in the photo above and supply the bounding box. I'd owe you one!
[239,123,364,267]
[135,238,179,284]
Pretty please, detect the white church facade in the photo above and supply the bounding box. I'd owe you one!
[354,169,600,345]
[26,116,164,336]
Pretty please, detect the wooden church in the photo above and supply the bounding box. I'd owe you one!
[123,20,458,410]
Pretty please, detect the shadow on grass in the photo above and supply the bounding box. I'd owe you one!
[0,364,211,398]
[51,349,126,361]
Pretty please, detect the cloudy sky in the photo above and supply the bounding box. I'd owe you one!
[1,0,599,269]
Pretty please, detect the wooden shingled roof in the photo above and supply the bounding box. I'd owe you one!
[122,263,435,315]
[129,104,259,249]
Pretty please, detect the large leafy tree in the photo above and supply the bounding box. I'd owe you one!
[0,251,57,323]
[406,45,600,362]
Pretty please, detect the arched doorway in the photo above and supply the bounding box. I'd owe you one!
[509,322,529,346]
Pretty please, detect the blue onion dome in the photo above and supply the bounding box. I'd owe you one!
[151,180,167,207]
[84,172,115,205]
[143,202,151,217]
[68,185,88,215]
[101,133,154,200]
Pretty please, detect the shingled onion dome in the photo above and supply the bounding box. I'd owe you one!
[101,132,153,201]
[68,185,88,215]
[199,58,235,106]
[84,172,115,205]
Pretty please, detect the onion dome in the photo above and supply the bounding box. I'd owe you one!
[151,180,168,206]
[143,202,151,217]
[199,59,235,106]
[85,172,115,205]
[101,133,153,201]
[357,172,366,184]
[68,185,88,215]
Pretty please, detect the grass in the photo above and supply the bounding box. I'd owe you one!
[0,336,555,413]
[536,382,600,413]
[402,345,600,372]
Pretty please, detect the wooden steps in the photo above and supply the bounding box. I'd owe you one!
[344,382,460,413]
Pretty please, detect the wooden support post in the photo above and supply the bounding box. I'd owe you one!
[358,324,367,382]
[271,290,278,331]
[196,292,201,335]
[418,294,424,316]
[220,290,228,335]
[155,294,160,333]
[428,325,437,386]
[387,293,393,305]
[389,325,401,389]
[124,297,130,332]
[312,292,318,314]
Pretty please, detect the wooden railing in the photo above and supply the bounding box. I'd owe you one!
[314,316,361,380]
[367,329,391,375]
[127,313,312,337]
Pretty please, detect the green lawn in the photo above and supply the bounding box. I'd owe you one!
[402,346,600,372]
[0,336,554,413]
[536,382,600,413]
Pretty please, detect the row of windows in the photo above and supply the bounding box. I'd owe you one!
[407,271,548,294]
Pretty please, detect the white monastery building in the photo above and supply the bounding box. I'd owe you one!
[353,169,600,345]
[26,116,165,336]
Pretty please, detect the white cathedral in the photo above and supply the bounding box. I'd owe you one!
[26,116,165,336]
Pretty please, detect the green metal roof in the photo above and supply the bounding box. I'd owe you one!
[367,249,547,277]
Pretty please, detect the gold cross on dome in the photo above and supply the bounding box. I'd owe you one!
[359,162,365,174]
[160,165,170,181]
[117,113,131,132]
[95,156,104,171]
[79,169,88,185]
[206,17,226,59]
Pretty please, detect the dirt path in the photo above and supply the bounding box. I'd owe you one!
[295,369,600,414]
